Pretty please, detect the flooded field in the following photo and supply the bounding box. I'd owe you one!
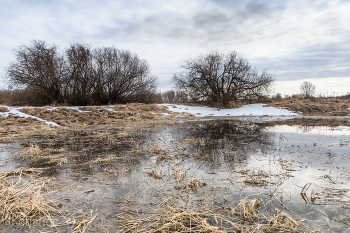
[1,119,350,232]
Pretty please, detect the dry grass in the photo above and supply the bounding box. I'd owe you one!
[267,97,350,116]
[1,103,347,232]
[118,208,229,233]
[15,103,176,128]
[233,198,260,221]
[267,210,301,232]
[0,168,99,232]
[300,183,350,207]
[0,106,8,112]
[242,169,269,187]
[118,200,307,233]
[173,167,189,184]
[148,169,163,179]
[148,144,173,161]
[177,177,208,192]
[115,134,312,232]
[0,168,57,228]
[18,144,68,165]
[0,116,58,142]
[89,155,121,164]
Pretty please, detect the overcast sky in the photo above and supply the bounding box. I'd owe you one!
[0,0,349,96]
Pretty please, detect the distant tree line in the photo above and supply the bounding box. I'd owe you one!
[160,90,188,103]
[5,40,158,105]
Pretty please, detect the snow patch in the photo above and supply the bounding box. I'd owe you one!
[0,105,60,127]
[158,103,298,117]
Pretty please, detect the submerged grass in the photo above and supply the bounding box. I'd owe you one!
[115,138,311,233]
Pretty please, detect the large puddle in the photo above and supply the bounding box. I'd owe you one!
[1,120,350,232]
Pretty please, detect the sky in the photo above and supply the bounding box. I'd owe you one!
[0,0,349,96]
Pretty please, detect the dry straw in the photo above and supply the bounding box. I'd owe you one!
[0,168,57,228]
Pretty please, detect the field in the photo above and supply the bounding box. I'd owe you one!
[0,102,350,232]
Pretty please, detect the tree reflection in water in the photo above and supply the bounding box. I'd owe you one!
[156,120,275,172]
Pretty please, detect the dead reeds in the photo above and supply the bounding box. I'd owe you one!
[118,200,306,233]
[233,198,260,221]
[0,168,57,229]
[118,208,231,233]
[267,210,301,232]
[0,168,98,232]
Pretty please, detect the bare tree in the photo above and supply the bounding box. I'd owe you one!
[173,51,274,107]
[92,47,157,104]
[65,43,95,105]
[300,81,316,98]
[6,40,66,104]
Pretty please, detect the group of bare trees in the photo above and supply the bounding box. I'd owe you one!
[6,41,277,106]
[161,90,188,103]
[6,40,157,105]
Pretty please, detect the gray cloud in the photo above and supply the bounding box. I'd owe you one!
[254,41,350,81]
[0,0,349,94]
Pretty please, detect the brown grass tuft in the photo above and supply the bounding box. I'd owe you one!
[233,198,260,221]
[177,177,208,192]
[0,106,8,112]
[148,169,163,179]
[118,208,229,233]
[267,210,301,232]
[173,167,189,184]
[0,168,57,228]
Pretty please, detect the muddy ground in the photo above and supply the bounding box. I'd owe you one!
[0,103,350,232]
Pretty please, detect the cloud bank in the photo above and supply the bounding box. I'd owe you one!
[0,0,349,95]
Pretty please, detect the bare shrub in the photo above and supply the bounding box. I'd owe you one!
[300,81,316,98]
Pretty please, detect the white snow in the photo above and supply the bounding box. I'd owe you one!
[41,105,116,113]
[0,105,60,127]
[158,103,298,117]
[64,106,115,113]
[1,103,298,127]
[0,105,117,127]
